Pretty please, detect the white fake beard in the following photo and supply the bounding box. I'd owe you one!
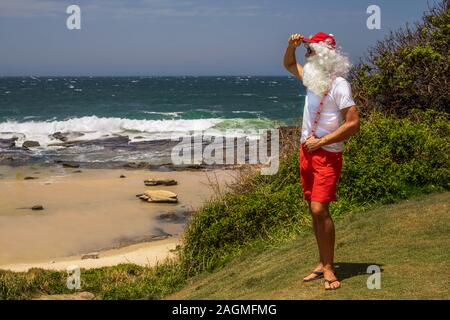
[302,57,332,96]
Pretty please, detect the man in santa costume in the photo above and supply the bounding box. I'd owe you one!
[284,32,360,290]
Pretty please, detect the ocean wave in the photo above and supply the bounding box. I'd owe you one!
[0,116,223,146]
[0,116,278,147]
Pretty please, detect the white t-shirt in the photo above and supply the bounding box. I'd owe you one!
[300,77,356,152]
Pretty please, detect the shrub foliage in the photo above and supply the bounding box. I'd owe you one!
[351,1,449,116]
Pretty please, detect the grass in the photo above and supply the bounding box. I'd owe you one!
[168,191,450,300]
[2,192,448,300]
[0,260,185,300]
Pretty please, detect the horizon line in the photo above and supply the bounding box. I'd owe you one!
[0,74,294,78]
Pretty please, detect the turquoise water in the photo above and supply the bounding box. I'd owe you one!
[0,76,305,120]
[0,76,305,163]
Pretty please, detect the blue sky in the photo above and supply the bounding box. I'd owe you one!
[0,0,434,76]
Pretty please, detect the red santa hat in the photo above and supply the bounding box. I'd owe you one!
[303,32,336,49]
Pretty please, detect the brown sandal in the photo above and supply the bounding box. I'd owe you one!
[324,278,340,290]
[303,271,324,282]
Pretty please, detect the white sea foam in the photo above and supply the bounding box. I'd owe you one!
[140,111,182,117]
[0,115,278,151]
[231,110,261,115]
[0,116,225,147]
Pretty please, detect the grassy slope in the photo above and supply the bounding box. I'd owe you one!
[168,192,450,300]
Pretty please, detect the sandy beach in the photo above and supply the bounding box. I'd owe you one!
[0,165,235,271]
[0,237,180,272]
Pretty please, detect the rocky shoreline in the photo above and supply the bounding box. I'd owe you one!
[0,126,299,170]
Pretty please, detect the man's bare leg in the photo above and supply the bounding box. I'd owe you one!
[303,201,324,281]
[309,201,340,289]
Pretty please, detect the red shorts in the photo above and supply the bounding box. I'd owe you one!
[299,144,343,203]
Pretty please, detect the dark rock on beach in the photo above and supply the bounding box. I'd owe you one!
[0,128,287,170]
[50,131,85,142]
[24,176,38,180]
[0,153,33,166]
[122,161,232,171]
[81,252,99,260]
[50,132,68,142]
[48,135,130,149]
[31,205,44,210]
[0,137,18,148]
[144,178,177,186]
[110,229,172,249]
[0,155,15,162]
[150,227,172,240]
[86,135,130,147]
[62,162,80,168]
[48,141,77,147]
[22,140,40,148]
[124,162,152,169]
[156,208,194,224]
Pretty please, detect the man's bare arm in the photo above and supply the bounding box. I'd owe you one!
[304,106,360,151]
[283,34,304,80]
[319,106,360,146]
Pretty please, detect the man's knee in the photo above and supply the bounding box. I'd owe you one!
[310,202,329,219]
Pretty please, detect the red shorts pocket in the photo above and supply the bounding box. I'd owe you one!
[300,146,342,203]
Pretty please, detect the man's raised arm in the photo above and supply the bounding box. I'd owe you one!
[283,34,304,80]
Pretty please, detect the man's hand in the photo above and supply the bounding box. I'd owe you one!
[284,34,304,80]
[304,135,324,152]
[288,34,304,48]
[304,106,360,152]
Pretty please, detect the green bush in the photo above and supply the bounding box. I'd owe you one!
[339,110,449,204]
[351,1,449,116]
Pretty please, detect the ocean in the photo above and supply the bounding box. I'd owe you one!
[0,76,306,165]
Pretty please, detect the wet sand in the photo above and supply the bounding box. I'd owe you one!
[0,165,235,270]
